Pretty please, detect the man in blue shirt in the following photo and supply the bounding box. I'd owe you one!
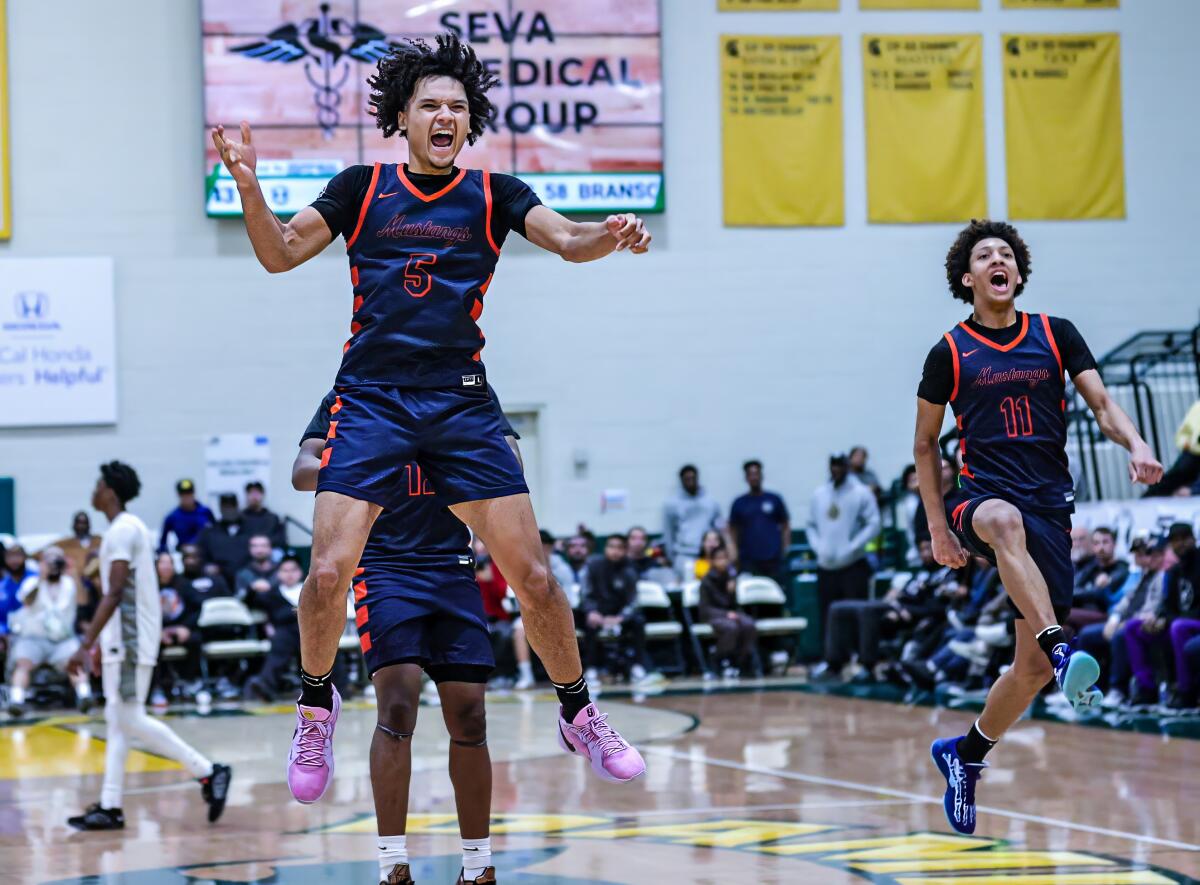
[1,543,35,638]
[729,460,791,582]
[159,480,215,553]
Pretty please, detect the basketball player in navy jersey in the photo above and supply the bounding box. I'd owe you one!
[915,220,1163,835]
[293,388,512,885]
[213,34,648,800]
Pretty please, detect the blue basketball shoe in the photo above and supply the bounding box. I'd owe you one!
[1050,644,1102,711]
[931,736,986,835]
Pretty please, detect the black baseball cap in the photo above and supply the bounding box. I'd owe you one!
[176,479,196,495]
[830,452,849,465]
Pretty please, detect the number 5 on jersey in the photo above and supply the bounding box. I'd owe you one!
[404,253,438,298]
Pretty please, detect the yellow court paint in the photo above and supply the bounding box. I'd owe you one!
[0,725,182,779]
[571,820,837,847]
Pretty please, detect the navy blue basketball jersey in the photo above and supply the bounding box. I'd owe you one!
[945,313,1074,512]
[339,164,502,389]
[358,464,473,571]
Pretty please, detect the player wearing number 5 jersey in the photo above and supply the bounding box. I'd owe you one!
[915,220,1163,837]
[212,33,651,804]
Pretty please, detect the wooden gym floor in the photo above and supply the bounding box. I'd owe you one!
[0,680,1196,884]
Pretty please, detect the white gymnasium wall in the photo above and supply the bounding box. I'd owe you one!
[2,0,1198,539]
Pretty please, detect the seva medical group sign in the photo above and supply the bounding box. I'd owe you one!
[0,258,117,428]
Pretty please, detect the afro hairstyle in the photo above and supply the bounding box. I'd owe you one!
[944,219,1032,304]
[100,461,142,505]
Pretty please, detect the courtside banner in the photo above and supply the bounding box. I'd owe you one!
[860,0,979,9]
[1003,0,1118,8]
[863,35,985,223]
[721,35,843,226]
[1004,33,1124,220]
[719,0,839,10]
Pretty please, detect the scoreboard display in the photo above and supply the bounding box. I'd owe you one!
[202,1,664,216]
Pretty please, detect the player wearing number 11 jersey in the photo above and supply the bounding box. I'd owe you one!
[913,220,1163,836]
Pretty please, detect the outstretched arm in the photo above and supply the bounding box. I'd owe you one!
[211,122,334,273]
[1073,369,1164,485]
[523,206,651,263]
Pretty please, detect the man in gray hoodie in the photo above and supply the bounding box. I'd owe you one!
[663,465,725,582]
[807,453,881,634]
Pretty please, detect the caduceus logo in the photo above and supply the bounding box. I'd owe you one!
[230,2,394,139]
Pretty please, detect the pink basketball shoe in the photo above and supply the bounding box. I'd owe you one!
[557,702,645,783]
[287,685,340,804]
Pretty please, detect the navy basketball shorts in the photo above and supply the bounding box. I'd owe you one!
[947,495,1074,623]
[353,563,495,683]
[318,384,528,508]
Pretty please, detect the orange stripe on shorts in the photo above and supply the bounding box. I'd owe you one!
[360,632,372,653]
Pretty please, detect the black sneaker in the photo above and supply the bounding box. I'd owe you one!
[200,763,232,823]
[67,803,125,830]
[77,694,94,715]
[7,702,25,719]
[381,863,415,884]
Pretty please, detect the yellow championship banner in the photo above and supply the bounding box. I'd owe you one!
[1004,33,1124,220]
[1003,0,1118,8]
[721,35,843,226]
[863,35,985,223]
[719,0,839,11]
[0,0,11,240]
[861,0,979,9]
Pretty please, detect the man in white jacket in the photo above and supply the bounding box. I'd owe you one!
[807,453,882,637]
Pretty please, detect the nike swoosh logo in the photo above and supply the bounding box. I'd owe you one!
[962,349,979,358]
[377,191,399,199]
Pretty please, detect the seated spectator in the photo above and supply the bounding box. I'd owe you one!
[244,557,344,700]
[155,552,203,701]
[198,493,251,587]
[159,478,214,552]
[541,530,575,598]
[1077,536,1169,706]
[698,546,757,678]
[848,446,882,499]
[693,529,726,580]
[1068,527,1129,632]
[627,526,671,580]
[1143,399,1200,497]
[1164,530,1199,708]
[563,533,591,587]
[54,511,102,592]
[897,465,921,567]
[240,481,286,550]
[6,547,93,716]
[1070,526,1095,575]
[1,543,33,646]
[177,544,233,602]
[729,459,791,582]
[235,535,278,601]
[579,534,661,687]
[474,540,534,690]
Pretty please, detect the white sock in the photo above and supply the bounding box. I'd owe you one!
[378,835,408,880]
[517,661,533,681]
[462,837,491,879]
[9,686,24,705]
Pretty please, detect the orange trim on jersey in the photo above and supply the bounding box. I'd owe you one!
[482,170,501,256]
[320,447,332,469]
[350,321,362,335]
[469,299,483,321]
[345,163,382,251]
[355,605,369,628]
[331,396,343,415]
[1041,313,1063,377]
[944,332,960,402]
[326,420,338,441]
[480,273,493,296]
[354,567,365,577]
[397,165,467,203]
[956,415,963,430]
[957,312,1029,353]
[360,632,372,653]
[353,295,364,313]
[951,500,970,532]
[353,580,368,603]
[350,266,359,287]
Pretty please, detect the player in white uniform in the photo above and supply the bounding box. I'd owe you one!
[66,461,232,830]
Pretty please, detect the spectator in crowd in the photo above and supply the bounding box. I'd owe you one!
[1068,527,1130,632]
[1161,526,1199,708]
[155,552,203,702]
[541,530,575,599]
[177,544,232,602]
[474,540,535,690]
[244,556,344,701]
[848,446,882,498]
[1070,526,1095,574]
[1078,536,1169,706]
[1167,522,1196,561]
[240,481,286,550]
[693,529,726,580]
[897,465,922,566]
[808,453,882,633]
[1144,399,1200,497]
[579,534,661,687]
[729,460,791,582]
[6,547,93,716]
[1,543,33,641]
[910,458,957,548]
[54,511,102,591]
[198,493,251,587]
[698,546,757,678]
[159,479,214,552]
[235,535,278,600]
[663,464,724,582]
[563,533,591,587]
[627,526,670,580]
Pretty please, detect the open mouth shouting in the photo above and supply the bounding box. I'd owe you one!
[430,127,455,155]
[988,267,1011,295]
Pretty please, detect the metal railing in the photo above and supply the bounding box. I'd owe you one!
[1066,323,1200,503]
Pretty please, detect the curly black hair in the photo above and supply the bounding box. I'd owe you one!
[944,219,1032,304]
[367,33,499,143]
[100,460,142,505]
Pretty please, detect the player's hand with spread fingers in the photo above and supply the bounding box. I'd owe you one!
[1127,441,1163,486]
[605,213,651,253]
[211,121,258,188]
[932,528,969,569]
